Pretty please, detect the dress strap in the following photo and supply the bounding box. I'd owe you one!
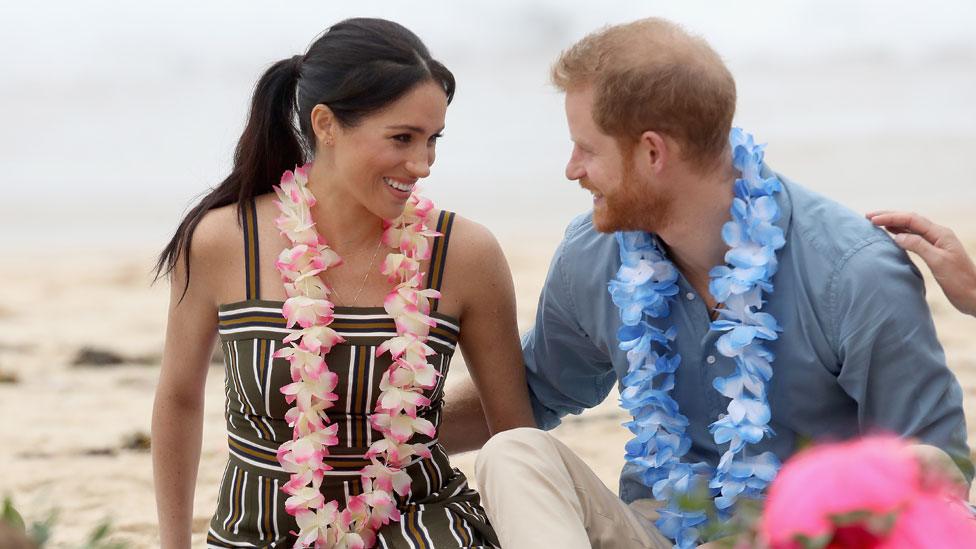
[424,210,456,312]
[242,199,261,300]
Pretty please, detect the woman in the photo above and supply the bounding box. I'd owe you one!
[151,18,535,548]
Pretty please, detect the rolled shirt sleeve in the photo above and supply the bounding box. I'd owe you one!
[522,224,617,430]
[832,237,974,481]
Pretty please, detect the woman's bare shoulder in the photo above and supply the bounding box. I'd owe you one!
[439,212,511,297]
[442,212,502,260]
[191,203,243,263]
[169,203,245,301]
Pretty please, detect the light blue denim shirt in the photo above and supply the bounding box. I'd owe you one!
[522,173,973,503]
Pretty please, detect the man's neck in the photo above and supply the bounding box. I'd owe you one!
[656,156,737,302]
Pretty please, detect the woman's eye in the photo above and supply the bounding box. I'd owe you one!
[427,133,443,145]
[392,134,412,144]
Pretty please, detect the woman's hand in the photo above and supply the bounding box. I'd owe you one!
[867,211,976,317]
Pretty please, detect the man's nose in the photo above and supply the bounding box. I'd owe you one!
[565,148,584,181]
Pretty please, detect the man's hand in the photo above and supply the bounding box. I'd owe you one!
[439,377,493,454]
[867,211,976,317]
[908,443,969,500]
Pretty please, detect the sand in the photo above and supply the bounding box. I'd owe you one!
[1,224,975,547]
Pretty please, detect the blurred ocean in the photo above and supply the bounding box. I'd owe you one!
[1,0,974,249]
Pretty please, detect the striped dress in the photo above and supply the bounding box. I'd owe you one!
[206,204,498,548]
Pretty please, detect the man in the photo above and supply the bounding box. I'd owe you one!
[442,18,973,548]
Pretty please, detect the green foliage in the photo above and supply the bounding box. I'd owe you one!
[2,496,26,530]
[1,495,128,549]
[26,508,56,546]
[80,519,128,549]
[670,480,765,545]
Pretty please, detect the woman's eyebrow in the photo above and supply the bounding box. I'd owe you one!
[386,124,446,134]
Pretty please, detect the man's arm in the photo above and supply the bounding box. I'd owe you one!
[440,377,493,454]
[832,237,974,483]
[441,220,617,453]
[520,224,618,430]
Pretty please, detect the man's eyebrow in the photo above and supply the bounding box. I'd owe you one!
[386,124,446,134]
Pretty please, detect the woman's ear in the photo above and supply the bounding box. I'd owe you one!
[310,104,337,147]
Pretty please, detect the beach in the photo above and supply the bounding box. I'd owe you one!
[1,212,975,545]
[3,2,975,545]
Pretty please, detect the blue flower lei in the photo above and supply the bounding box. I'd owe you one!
[610,128,786,548]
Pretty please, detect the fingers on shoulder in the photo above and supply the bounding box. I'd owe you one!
[870,211,945,239]
[868,211,916,230]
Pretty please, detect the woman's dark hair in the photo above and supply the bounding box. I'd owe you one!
[154,18,455,299]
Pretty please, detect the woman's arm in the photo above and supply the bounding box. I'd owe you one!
[867,210,976,317]
[448,218,536,442]
[152,216,223,548]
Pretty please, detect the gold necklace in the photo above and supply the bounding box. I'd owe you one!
[327,236,383,307]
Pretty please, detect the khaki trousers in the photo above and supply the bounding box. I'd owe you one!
[474,427,670,549]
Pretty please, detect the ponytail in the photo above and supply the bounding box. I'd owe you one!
[153,56,306,300]
[156,18,457,302]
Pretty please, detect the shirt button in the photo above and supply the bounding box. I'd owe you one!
[706,355,717,364]
[685,292,695,301]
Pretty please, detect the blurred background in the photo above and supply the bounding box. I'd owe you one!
[2,0,975,248]
[1,1,974,545]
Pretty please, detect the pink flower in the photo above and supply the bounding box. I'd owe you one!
[284,324,345,354]
[362,487,400,529]
[275,244,341,284]
[274,204,318,246]
[382,222,439,260]
[275,167,316,209]
[284,483,326,515]
[384,285,440,335]
[362,460,412,497]
[366,438,422,469]
[282,296,334,329]
[761,436,976,548]
[402,193,434,221]
[375,334,434,363]
[370,411,436,443]
[381,253,420,283]
[881,492,976,548]
[377,376,430,416]
[387,358,439,390]
[283,409,322,437]
[293,502,338,548]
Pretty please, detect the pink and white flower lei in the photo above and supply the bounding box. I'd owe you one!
[271,164,443,548]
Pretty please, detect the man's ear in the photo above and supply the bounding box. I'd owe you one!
[638,130,669,174]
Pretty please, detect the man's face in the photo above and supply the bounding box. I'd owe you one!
[563,87,668,233]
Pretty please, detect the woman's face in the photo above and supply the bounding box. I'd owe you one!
[322,81,448,220]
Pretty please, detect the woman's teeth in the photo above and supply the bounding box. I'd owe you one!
[383,178,413,192]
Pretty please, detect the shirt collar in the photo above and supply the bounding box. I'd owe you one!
[764,162,794,238]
